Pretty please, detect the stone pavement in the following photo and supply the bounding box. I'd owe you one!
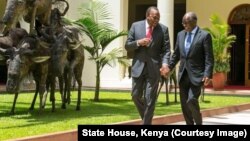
[170,109,250,125]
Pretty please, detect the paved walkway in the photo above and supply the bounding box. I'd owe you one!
[167,87,250,125]
[170,109,250,125]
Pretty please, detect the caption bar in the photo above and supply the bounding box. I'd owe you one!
[78,125,249,140]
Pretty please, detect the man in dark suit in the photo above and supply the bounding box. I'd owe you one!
[166,12,214,125]
[125,6,171,125]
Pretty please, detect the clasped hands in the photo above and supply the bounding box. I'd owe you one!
[202,77,211,86]
[159,64,211,86]
[160,64,170,79]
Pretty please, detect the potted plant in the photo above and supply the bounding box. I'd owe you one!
[204,14,236,90]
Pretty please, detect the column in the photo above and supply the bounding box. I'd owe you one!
[157,0,174,49]
[157,0,177,90]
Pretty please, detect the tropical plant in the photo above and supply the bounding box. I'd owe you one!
[204,14,236,73]
[74,0,129,101]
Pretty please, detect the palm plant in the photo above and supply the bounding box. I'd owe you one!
[204,14,236,73]
[204,14,237,90]
[75,0,129,101]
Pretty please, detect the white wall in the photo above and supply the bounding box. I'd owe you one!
[187,0,250,28]
[64,0,95,87]
[66,0,129,88]
[96,0,128,88]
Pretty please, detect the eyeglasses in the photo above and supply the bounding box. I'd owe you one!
[182,20,195,25]
[148,15,160,21]
[182,21,191,25]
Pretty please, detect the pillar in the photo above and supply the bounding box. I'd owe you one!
[157,0,174,50]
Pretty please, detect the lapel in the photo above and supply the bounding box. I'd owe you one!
[151,24,161,40]
[147,23,160,47]
[180,31,186,56]
[142,20,147,38]
[186,27,201,56]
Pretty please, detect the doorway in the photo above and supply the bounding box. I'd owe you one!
[228,4,250,86]
[228,24,245,85]
[127,0,186,59]
[127,0,157,59]
[126,0,186,78]
[244,25,250,86]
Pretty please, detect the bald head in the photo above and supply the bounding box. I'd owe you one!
[183,12,197,24]
[182,12,198,32]
[146,6,159,17]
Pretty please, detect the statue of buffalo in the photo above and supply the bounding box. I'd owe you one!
[0,0,69,34]
[0,28,28,65]
[2,35,50,114]
[0,28,28,49]
[50,28,84,111]
[38,7,84,111]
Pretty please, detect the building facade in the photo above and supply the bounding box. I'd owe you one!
[0,0,250,88]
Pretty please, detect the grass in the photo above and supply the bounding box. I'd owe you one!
[0,90,250,140]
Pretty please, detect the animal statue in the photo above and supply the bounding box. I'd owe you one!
[1,35,50,114]
[0,0,68,34]
[48,30,84,111]
[157,69,177,105]
[0,28,28,49]
[157,69,206,104]
[200,85,205,102]
[40,7,84,112]
[0,28,28,65]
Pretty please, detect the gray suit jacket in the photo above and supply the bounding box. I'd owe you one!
[169,27,214,86]
[125,20,171,81]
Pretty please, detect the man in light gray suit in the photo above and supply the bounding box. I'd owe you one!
[125,6,171,125]
[167,12,214,125]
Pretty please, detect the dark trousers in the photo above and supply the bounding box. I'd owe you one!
[179,70,202,125]
[131,64,159,125]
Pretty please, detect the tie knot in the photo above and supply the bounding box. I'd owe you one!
[148,27,153,32]
[146,27,153,39]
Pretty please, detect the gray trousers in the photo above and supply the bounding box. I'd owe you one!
[131,65,159,125]
[179,70,202,125]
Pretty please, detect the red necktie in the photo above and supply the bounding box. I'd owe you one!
[146,27,153,39]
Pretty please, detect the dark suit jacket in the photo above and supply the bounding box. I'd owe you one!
[125,20,171,82]
[169,27,214,86]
